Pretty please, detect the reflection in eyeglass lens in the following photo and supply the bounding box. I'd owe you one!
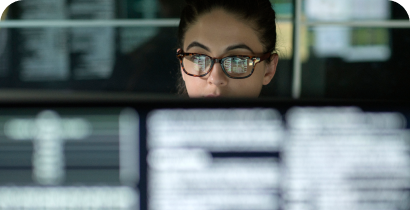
[184,55,211,75]
[184,55,255,77]
[224,57,249,74]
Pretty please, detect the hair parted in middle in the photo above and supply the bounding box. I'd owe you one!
[178,0,277,54]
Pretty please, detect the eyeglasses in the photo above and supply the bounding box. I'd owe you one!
[176,49,271,79]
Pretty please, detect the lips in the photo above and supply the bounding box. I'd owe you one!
[205,94,220,98]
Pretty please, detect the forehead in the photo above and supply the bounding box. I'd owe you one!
[183,9,264,53]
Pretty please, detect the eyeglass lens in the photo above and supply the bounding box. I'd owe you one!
[183,55,254,78]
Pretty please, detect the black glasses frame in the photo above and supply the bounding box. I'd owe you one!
[176,49,271,79]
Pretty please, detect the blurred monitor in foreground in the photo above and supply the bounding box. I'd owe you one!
[0,99,409,210]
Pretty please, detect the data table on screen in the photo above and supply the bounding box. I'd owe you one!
[146,109,285,210]
[146,106,410,210]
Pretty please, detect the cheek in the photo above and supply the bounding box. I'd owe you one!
[253,63,267,79]
[229,78,263,97]
[247,66,265,86]
[184,77,206,96]
[233,65,265,96]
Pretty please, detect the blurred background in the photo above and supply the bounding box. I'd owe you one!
[0,0,409,99]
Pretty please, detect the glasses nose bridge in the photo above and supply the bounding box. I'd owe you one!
[208,57,226,76]
[212,58,223,64]
[208,57,224,71]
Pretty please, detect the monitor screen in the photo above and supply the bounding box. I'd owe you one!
[0,98,409,210]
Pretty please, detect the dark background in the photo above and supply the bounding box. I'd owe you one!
[0,0,408,100]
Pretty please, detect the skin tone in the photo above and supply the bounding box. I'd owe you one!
[180,9,279,98]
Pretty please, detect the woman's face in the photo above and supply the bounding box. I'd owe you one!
[181,9,278,98]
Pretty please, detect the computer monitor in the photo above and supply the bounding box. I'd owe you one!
[0,97,409,210]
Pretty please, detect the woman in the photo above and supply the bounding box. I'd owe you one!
[176,0,279,97]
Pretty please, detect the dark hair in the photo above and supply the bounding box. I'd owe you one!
[177,0,277,95]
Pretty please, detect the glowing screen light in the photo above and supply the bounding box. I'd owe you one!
[147,107,410,210]
[283,107,410,210]
[147,109,284,210]
[305,0,393,62]
[0,108,140,210]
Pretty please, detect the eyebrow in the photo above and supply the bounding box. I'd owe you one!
[186,42,210,52]
[225,44,255,54]
[186,42,255,54]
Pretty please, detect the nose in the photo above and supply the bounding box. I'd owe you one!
[207,62,228,87]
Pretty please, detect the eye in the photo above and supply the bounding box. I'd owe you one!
[183,54,211,74]
[192,55,203,62]
[223,57,250,74]
[192,55,207,70]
